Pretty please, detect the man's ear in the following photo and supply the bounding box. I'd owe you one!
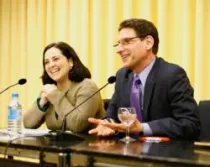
[145,35,154,50]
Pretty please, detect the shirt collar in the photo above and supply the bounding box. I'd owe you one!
[134,57,156,87]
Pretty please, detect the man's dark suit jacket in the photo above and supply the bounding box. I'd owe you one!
[106,57,200,139]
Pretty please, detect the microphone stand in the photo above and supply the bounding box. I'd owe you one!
[60,82,110,131]
[0,78,27,95]
[45,76,116,142]
[0,83,18,94]
[45,114,84,142]
[46,84,110,142]
[45,129,84,142]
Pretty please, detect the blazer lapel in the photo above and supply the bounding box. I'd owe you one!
[143,58,159,121]
[124,71,134,107]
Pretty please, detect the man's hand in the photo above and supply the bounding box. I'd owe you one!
[88,118,115,137]
[101,119,143,134]
[130,119,143,133]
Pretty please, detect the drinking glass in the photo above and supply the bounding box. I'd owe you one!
[118,107,137,142]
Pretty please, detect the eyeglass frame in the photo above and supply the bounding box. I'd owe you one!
[113,35,148,47]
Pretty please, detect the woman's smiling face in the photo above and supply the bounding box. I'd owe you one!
[44,47,73,83]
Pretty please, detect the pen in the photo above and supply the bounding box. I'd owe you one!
[139,137,170,142]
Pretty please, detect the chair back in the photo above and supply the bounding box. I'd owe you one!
[199,100,210,140]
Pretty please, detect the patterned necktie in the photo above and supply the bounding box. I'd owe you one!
[130,75,142,122]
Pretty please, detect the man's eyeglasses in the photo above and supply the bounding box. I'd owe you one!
[113,36,139,47]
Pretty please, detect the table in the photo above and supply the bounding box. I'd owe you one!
[0,134,83,167]
[72,138,210,167]
[0,133,210,167]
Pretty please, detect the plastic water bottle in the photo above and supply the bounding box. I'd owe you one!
[8,93,22,135]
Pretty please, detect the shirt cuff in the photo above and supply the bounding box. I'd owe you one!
[142,123,153,136]
[37,98,50,112]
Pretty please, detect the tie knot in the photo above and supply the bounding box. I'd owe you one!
[134,76,141,87]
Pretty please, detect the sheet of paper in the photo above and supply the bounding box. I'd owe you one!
[0,128,50,141]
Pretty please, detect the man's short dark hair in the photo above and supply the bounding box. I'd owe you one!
[119,18,159,54]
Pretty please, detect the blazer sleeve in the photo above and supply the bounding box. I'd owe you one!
[148,67,200,139]
[23,100,46,129]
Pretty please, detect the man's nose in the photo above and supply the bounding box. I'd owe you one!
[116,44,125,54]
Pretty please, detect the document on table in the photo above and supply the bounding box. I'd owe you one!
[0,128,50,140]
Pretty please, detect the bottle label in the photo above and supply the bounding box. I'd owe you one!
[8,109,21,120]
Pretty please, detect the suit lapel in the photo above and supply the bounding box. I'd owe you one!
[124,71,134,107]
[143,58,159,121]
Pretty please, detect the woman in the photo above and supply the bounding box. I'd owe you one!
[24,42,105,133]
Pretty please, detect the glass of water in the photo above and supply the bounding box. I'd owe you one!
[118,107,137,142]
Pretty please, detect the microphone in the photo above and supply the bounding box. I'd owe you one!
[18,78,27,85]
[46,76,116,142]
[0,78,27,95]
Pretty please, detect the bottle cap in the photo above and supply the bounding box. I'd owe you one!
[11,93,19,98]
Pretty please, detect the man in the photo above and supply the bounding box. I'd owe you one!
[88,18,200,139]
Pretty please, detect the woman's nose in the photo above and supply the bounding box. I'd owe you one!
[48,61,55,68]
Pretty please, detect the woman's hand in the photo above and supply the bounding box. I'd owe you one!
[42,84,57,95]
[39,84,57,107]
